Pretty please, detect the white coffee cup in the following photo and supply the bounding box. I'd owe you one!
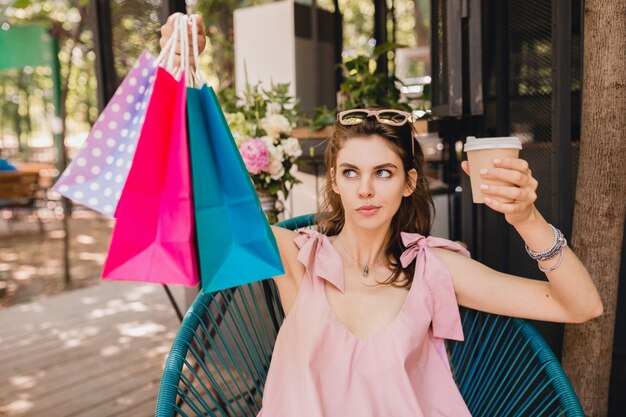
[463,136,523,204]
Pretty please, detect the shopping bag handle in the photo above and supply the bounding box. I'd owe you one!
[189,15,205,87]
[155,14,204,86]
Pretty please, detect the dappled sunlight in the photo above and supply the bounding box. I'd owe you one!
[12,267,36,281]
[0,398,33,415]
[75,234,95,244]
[13,266,36,281]
[123,283,159,301]
[47,230,65,239]
[100,344,122,356]
[0,253,19,262]
[9,373,43,390]
[52,324,101,349]
[145,343,171,358]
[0,251,19,262]
[80,296,99,305]
[118,321,166,338]
[77,251,106,263]
[17,304,44,314]
[0,282,182,415]
[15,337,37,348]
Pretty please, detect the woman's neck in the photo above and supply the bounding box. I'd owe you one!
[336,221,391,270]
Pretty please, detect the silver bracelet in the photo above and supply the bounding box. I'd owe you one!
[525,224,567,262]
[538,246,565,273]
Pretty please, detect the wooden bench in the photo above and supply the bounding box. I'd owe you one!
[0,171,44,232]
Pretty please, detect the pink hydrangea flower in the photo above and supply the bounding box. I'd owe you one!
[239,138,270,174]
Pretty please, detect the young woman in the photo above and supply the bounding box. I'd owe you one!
[161,15,603,417]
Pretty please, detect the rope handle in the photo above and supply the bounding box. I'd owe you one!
[155,14,204,86]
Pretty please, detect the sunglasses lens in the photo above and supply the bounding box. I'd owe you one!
[340,110,370,125]
[378,111,409,125]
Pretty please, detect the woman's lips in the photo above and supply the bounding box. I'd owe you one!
[356,205,380,216]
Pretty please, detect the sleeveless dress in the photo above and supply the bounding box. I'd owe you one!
[257,229,473,417]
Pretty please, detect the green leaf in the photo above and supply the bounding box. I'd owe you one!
[372,42,407,58]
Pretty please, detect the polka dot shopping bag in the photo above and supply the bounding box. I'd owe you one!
[53,51,157,217]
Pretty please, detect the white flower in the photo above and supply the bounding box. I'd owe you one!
[259,136,285,162]
[266,102,282,116]
[281,137,302,158]
[259,135,277,150]
[269,157,285,180]
[260,114,292,138]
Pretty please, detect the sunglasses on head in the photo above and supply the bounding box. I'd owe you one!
[337,108,420,157]
[336,109,414,127]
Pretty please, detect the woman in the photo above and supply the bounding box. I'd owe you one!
[161,15,602,417]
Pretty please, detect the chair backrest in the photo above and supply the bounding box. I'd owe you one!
[156,214,584,417]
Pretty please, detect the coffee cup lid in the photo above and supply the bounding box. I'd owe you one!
[463,136,522,152]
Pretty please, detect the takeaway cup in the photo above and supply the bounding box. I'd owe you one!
[463,136,523,203]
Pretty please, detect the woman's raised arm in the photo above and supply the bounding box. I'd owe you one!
[440,158,603,323]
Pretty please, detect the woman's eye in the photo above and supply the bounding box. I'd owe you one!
[342,169,357,178]
[376,169,391,178]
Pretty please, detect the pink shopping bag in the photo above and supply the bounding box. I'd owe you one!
[102,67,199,286]
[53,52,156,217]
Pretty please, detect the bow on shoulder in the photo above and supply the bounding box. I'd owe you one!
[398,231,470,342]
[295,229,345,293]
[400,232,470,267]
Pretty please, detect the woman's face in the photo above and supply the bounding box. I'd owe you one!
[331,135,417,231]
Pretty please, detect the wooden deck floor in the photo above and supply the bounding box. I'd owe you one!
[0,281,186,417]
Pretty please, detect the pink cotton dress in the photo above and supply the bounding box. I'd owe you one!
[257,229,473,417]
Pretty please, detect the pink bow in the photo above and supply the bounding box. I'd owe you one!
[295,229,345,293]
[399,232,427,268]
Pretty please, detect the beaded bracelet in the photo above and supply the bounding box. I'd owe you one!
[538,248,565,273]
[525,224,566,261]
[525,224,567,273]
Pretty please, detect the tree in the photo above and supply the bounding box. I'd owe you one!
[561,1,626,415]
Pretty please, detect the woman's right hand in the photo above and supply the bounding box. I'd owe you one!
[159,13,206,68]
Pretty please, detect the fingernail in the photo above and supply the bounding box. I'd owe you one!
[493,158,502,165]
[480,184,489,190]
[480,168,488,175]
[484,197,492,204]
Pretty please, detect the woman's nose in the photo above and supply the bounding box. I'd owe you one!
[357,179,374,199]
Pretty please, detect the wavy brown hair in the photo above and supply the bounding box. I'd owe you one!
[315,116,434,287]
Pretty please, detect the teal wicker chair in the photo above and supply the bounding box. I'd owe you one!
[156,214,584,417]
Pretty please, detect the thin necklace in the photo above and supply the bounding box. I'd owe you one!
[336,235,372,278]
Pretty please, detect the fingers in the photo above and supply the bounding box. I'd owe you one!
[460,160,470,176]
[160,13,206,55]
[479,161,536,189]
[478,157,539,224]
[483,197,530,215]
[480,183,537,205]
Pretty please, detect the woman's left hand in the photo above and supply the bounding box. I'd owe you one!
[461,158,538,226]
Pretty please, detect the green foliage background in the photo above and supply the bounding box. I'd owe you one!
[0,0,429,161]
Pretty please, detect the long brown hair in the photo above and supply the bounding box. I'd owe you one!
[315,116,434,287]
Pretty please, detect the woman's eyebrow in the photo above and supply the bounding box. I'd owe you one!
[338,162,398,169]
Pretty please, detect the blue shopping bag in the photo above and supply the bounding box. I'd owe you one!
[187,85,284,293]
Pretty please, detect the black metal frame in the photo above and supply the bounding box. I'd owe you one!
[551,0,572,237]
[89,0,117,111]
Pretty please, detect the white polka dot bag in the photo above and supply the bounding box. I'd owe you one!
[53,51,157,217]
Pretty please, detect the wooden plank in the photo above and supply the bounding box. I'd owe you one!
[0,281,189,416]
[0,308,177,362]
[0,328,173,402]
[69,378,160,417]
[0,312,177,374]
[23,362,163,417]
[0,282,185,337]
